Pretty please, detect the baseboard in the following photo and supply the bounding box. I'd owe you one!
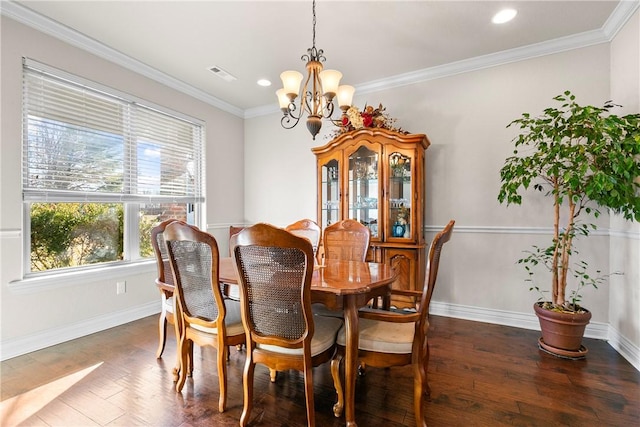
[430,301,639,372]
[2,300,638,373]
[607,326,640,372]
[0,301,160,361]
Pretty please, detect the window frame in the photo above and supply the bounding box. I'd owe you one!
[22,58,205,277]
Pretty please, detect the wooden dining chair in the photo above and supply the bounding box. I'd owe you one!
[314,219,372,318]
[322,219,370,262]
[331,220,455,427]
[164,221,246,412]
[231,223,344,427]
[285,218,321,261]
[150,219,183,361]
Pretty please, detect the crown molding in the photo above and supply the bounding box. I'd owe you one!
[602,0,640,39]
[248,0,639,118]
[1,1,244,118]
[3,0,638,121]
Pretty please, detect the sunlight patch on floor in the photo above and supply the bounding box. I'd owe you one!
[0,362,103,425]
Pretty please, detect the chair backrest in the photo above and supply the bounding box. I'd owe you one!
[228,226,246,256]
[322,219,370,262]
[231,223,316,350]
[151,219,186,287]
[285,219,321,256]
[420,220,455,319]
[164,221,226,326]
[229,225,245,238]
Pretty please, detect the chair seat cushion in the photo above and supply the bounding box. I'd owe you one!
[189,299,245,337]
[259,315,343,357]
[311,303,343,318]
[164,296,174,313]
[337,317,416,354]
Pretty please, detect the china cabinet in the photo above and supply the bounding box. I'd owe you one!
[312,128,430,307]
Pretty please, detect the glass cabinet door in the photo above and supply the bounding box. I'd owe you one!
[388,151,412,239]
[320,159,340,229]
[348,146,379,238]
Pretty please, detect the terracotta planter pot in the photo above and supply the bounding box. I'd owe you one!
[533,302,591,357]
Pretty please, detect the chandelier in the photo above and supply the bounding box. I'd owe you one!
[276,0,355,140]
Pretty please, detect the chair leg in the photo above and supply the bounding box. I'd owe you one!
[330,351,344,418]
[358,361,366,376]
[187,340,194,377]
[269,368,277,382]
[413,360,427,427]
[240,355,255,427]
[302,361,316,427]
[413,372,427,427]
[175,336,189,392]
[424,343,431,398]
[217,344,228,412]
[156,308,168,358]
[172,318,181,382]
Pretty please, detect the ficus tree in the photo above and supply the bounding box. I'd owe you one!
[498,91,640,312]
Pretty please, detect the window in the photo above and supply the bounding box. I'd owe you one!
[23,58,204,274]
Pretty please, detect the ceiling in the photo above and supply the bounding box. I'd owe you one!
[6,1,633,116]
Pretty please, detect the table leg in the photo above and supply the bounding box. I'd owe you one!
[344,295,358,427]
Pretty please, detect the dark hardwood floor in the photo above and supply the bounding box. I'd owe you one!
[1,315,638,426]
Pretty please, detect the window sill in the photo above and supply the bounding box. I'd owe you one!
[8,261,156,294]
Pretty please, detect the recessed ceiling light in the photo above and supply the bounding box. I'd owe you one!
[257,79,271,87]
[492,8,517,24]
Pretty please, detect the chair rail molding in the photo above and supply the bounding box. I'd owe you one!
[423,224,639,239]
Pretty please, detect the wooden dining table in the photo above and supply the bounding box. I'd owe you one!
[219,256,397,427]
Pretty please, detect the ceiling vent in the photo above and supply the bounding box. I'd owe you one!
[208,66,237,82]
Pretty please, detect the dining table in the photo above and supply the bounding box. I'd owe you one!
[219,256,397,427]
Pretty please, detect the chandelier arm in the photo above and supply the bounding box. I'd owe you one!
[322,100,335,119]
[300,71,315,117]
[281,113,301,130]
[287,100,303,120]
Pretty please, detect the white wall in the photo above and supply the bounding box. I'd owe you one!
[609,9,640,364]
[0,16,244,358]
[244,31,640,372]
[246,42,614,320]
[1,8,638,369]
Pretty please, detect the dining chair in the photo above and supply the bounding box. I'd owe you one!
[285,218,321,261]
[314,219,372,318]
[150,219,182,361]
[224,225,247,300]
[331,220,455,427]
[322,218,370,262]
[231,223,344,427]
[164,221,246,412]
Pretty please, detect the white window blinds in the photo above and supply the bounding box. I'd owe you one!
[22,58,205,203]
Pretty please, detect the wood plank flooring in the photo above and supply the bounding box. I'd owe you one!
[1,315,638,426]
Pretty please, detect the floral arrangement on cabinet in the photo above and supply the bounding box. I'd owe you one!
[330,103,406,137]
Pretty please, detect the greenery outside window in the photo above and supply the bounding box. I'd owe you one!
[23,58,204,274]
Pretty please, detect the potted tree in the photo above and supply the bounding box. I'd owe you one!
[498,91,640,358]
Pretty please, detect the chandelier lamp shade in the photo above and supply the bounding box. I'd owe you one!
[276,0,355,139]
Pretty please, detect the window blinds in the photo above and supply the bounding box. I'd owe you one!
[22,58,204,204]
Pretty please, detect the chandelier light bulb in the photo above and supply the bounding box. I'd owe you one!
[280,71,303,99]
[337,85,355,109]
[319,69,342,99]
[276,88,290,112]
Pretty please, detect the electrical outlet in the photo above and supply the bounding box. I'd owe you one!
[116,281,126,295]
